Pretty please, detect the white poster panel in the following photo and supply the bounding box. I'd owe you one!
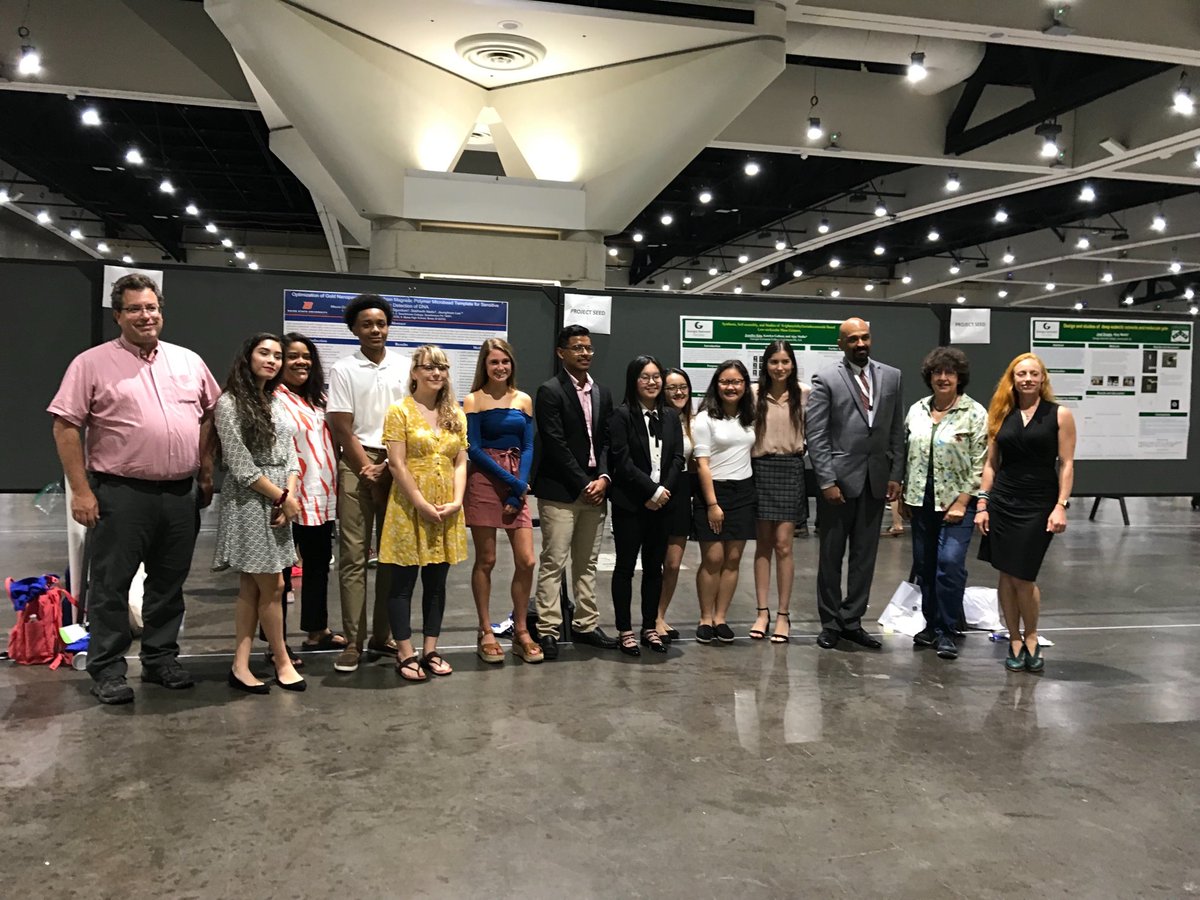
[101,265,165,307]
[1030,317,1192,459]
[950,308,991,344]
[563,293,612,334]
[679,316,844,395]
[284,290,508,399]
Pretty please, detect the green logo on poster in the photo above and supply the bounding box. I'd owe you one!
[1170,327,1190,343]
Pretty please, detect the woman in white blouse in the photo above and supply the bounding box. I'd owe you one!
[692,360,757,644]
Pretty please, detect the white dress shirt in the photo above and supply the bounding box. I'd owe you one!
[326,348,412,449]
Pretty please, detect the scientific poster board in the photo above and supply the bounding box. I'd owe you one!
[680,315,844,394]
[284,289,508,398]
[1030,317,1192,459]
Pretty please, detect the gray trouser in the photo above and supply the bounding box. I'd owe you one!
[815,491,886,631]
[86,474,199,680]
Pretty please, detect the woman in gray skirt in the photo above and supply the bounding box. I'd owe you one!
[750,340,811,644]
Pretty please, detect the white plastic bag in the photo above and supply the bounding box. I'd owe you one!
[962,586,1002,631]
[878,581,926,636]
[128,565,147,636]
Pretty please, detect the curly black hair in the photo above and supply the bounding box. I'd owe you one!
[920,346,970,394]
[343,293,392,329]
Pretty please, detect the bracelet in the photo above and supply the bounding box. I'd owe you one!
[273,489,289,509]
[977,490,990,499]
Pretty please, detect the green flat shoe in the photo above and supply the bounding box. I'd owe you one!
[1005,643,1028,672]
[1025,642,1045,674]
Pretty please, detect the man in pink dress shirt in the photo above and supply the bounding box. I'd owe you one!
[48,273,220,704]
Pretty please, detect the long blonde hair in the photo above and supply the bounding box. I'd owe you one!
[470,338,518,393]
[408,345,463,433]
[986,353,1056,439]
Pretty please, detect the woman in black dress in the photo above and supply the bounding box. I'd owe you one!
[976,353,1076,674]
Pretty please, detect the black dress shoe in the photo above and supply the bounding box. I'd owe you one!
[695,624,715,644]
[571,627,619,649]
[539,635,559,660]
[912,627,937,648]
[841,627,882,650]
[141,659,195,689]
[816,628,840,649]
[228,670,270,695]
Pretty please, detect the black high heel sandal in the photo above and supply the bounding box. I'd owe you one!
[749,607,771,640]
[769,611,791,644]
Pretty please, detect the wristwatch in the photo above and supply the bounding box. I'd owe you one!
[1057,499,1070,509]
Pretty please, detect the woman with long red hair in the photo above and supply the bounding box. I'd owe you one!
[976,353,1076,674]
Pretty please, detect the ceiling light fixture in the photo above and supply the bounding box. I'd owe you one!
[994,208,1009,223]
[1035,121,1062,158]
[761,277,772,287]
[698,190,712,204]
[955,295,966,304]
[80,107,101,127]
[16,27,40,76]
[1076,236,1091,250]
[124,148,144,166]
[122,254,133,264]
[1045,280,1057,291]
[1101,270,1114,283]
[708,266,719,276]
[907,51,927,83]
[1169,260,1182,274]
[830,289,841,298]
[69,227,83,240]
[1079,183,1096,202]
[235,250,246,260]
[0,189,8,203]
[817,218,831,234]
[1073,302,1084,310]
[927,228,940,242]
[945,172,961,192]
[1123,295,1135,305]
[949,262,961,275]
[607,247,618,257]
[744,161,760,177]
[248,261,260,270]
[733,285,743,294]
[1173,75,1195,115]
[901,273,913,285]
[775,239,787,251]
[632,231,644,243]
[873,201,888,218]
[659,212,673,226]
[221,237,233,248]
[683,275,693,285]
[661,283,671,291]
[1002,247,1015,264]
[806,117,824,141]
[865,282,875,292]
[1194,149,1200,169]
[36,210,52,224]
[205,222,218,234]
[792,268,804,279]
[1190,306,1198,316]
[1185,287,1196,300]
[829,257,841,269]
[159,179,175,195]
[998,289,1009,298]
[1151,213,1167,232]
[185,203,199,216]
[873,243,885,256]
[97,242,109,253]
[737,253,749,264]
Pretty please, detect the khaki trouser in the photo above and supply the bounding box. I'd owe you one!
[337,451,392,648]
[534,497,606,640]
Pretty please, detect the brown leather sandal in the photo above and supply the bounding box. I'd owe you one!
[477,629,506,664]
[510,630,545,664]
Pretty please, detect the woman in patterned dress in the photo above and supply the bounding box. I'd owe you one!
[901,347,988,662]
[214,333,305,694]
[379,345,469,681]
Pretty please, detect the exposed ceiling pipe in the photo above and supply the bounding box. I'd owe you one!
[785,24,984,95]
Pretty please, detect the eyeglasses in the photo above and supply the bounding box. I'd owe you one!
[415,364,449,373]
[637,374,662,383]
[717,379,745,387]
[565,345,594,355]
[121,305,160,316]
[664,385,690,395]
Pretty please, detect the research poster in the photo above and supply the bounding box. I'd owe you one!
[283,289,508,398]
[680,316,845,395]
[1030,317,1192,459]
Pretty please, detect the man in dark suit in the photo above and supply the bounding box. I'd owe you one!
[532,325,618,659]
[806,317,905,650]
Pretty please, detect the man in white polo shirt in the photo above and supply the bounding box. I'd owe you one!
[326,294,411,672]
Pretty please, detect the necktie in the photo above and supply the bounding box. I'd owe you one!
[857,368,872,412]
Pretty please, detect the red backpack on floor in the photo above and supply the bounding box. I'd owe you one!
[6,575,76,669]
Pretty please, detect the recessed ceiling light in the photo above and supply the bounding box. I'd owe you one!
[945,173,961,192]
[792,268,804,278]
[907,51,927,83]
[80,107,101,126]
[248,261,259,270]
[159,179,175,195]
[761,277,771,287]
[221,237,233,248]
[1079,184,1096,202]
[873,244,885,256]
[927,229,940,242]
[1073,301,1085,310]
[683,275,693,285]
[205,222,218,234]
[901,273,913,284]
[829,257,841,269]
[1076,237,1091,250]
[830,289,841,298]
[698,190,713,204]
[97,242,110,253]
[955,295,966,304]
[737,253,749,264]
[632,231,644,243]
[744,161,760,176]
[1123,295,1135,305]
[1045,281,1057,291]
[994,208,1009,223]
[1101,270,1114,283]
[733,285,743,294]
[235,250,246,260]
[659,212,673,226]
[124,148,144,166]
[36,210,50,224]
[998,289,1008,298]
[708,266,719,276]
[865,282,875,292]
[817,218,831,234]
[607,247,618,257]
[122,254,133,263]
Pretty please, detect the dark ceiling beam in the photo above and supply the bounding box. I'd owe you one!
[944,59,1173,156]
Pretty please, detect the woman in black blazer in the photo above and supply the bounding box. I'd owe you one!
[608,355,686,656]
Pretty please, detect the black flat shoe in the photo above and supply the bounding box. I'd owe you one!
[618,631,641,657]
[640,629,668,654]
[695,624,715,644]
[664,627,681,642]
[228,670,270,695]
[714,623,736,643]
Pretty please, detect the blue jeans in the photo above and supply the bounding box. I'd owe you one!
[910,499,976,636]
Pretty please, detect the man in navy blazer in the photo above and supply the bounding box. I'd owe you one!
[806,317,905,650]
[531,325,618,659]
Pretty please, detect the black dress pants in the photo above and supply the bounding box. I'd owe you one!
[280,521,335,634]
[86,474,199,680]
[611,505,668,633]
[384,563,450,643]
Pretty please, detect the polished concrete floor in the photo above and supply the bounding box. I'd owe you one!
[2,494,1198,899]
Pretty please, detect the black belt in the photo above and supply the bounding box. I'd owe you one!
[91,472,194,490]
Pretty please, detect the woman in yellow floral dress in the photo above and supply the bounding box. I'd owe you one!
[380,345,468,681]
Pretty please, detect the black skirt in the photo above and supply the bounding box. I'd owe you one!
[978,490,1055,582]
[663,472,696,539]
[752,455,806,522]
[693,477,756,542]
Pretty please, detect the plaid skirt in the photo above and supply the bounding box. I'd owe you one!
[752,454,807,522]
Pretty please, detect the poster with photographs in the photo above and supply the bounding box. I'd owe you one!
[679,316,844,397]
[1031,318,1193,459]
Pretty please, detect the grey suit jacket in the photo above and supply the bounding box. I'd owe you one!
[806,358,905,500]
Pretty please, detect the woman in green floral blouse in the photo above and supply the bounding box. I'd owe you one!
[902,347,988,661]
